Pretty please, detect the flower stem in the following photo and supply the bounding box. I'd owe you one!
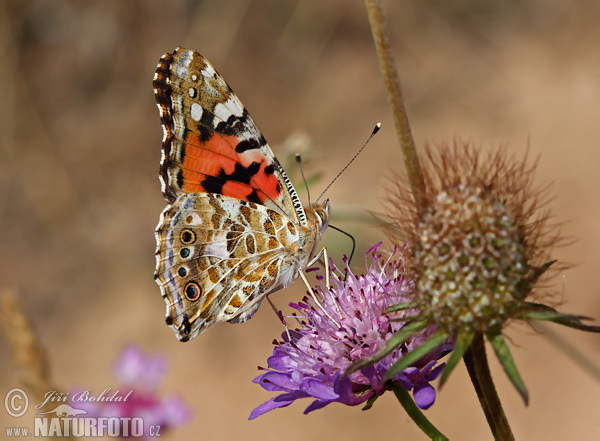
[365,0,426,216]
[463,333,515,441]
[392,383,448,441]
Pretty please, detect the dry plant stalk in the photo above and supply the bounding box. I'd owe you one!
[0,290,54,401]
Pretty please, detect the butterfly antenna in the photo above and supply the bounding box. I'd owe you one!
[315,123,381,204]
[295,154,311,206]
[328,224,355,277]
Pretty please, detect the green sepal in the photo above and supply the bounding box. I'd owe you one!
[487,333,529,405]
[515,260,556,299]
[345,320,427,375]
[391,383,449,441]
[383,331,449,382]
[530,260,556,281]
[521,302,600,332]
[385,302,418,313]
[439,331,473,389]
[361,393,379,411]
[388,313,422,323]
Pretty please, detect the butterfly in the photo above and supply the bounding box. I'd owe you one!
[153,47,330,342]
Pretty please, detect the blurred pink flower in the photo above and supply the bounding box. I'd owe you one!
[71,346,190,439]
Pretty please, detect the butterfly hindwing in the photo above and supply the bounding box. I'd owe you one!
[155,193,300,341]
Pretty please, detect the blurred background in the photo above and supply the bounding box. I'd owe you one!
[1,0,599,439]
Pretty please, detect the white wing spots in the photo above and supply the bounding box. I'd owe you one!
[191,102,203,121]
[156,102,165,118]
[191,74,198,81]
[227,97,245,117]
[183,212,203,226]
[167,169,176,191]
[159,176,167,195]
[213,103,230,122]
[188,88,197,98]
[172,50,193,78]
[214,98,243,123]
[205,241,229,258]
[171,93,186,134]
[204,82,219,97]
[201,63,217,78]
[155,204,172,253]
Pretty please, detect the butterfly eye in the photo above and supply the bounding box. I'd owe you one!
[180,229,196,244]
[184,282,201,301]
[315,208,328,225]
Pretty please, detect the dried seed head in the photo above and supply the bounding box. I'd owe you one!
[416,184,527,333]
[385,141,560,335]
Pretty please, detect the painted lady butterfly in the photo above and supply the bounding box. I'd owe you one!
[153,47,330,342]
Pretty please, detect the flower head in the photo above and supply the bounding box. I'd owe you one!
[250,244,450,419]
[72,346,190,438]
[375,141,600,402]
[386,142,560,335]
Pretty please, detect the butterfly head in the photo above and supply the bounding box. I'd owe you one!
[309,198,330,238]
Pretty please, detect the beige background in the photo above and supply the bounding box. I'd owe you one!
[1,1,599,440]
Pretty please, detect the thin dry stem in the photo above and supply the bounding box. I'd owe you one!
[365,0,426,215]
[464,333,515,441]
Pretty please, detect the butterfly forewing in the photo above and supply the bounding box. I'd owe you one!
[153,47,305,223]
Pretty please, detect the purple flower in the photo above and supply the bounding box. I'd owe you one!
[113,346,168,392]
[250,244,450,419]
[71,346,190,438]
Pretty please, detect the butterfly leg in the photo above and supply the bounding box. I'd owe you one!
[298,248,343,327]
[266,295,292,342]
[305,246,330,289]
[304,247,344,321]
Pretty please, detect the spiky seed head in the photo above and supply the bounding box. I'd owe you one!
[415,184,527,333]
[385,141,560,335]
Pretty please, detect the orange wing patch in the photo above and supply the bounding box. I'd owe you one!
[179,132,283,204]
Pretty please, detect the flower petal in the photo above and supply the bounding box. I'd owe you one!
[299,378,338,400]
[303,399,334,414]
[253,372,297,392]
[273,390,311,402]
[428,362,445,382]
[334,375,372,406]
[360,365,385,395]
[413,384,436,409]
[249,397,294,420]
[251,245,447,418]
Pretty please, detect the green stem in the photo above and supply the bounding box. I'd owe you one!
[365,0,426,216]
[392,383,448,441]
[463,333,515,441]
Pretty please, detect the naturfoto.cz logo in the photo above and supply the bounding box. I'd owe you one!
[4,388,159,438]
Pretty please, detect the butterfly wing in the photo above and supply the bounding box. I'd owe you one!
[153,47,307,225]
[156,193,302,341]
[153,47,318,341]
